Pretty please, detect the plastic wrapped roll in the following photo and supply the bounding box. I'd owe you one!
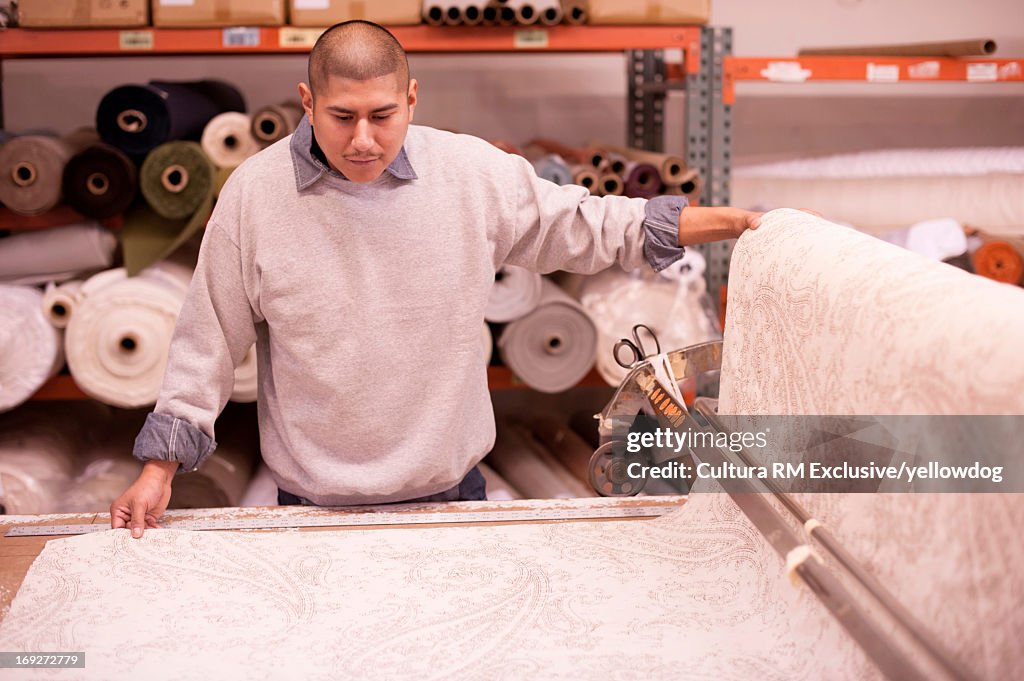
[623,161,662,198]
[498,279,597,393]
[599,143,688,184]
[531,154,573,186]
[0,286,64,413]
[477,461,522,500]
[62,142,138,220]
[485,419,592,498]
[231,344,258,403]
[0,130,97,215]
[972,240,1024,284]
[0,222,117,285]
[486,265,543,323]
[0,408,77,514]
[123,141,214,275]
[251,101,304,146]
[201,112,260,169]
[64,263,192,408]
[42,279,84,329]
[96,80,245,157]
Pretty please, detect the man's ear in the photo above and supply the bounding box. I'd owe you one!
[407,79,418,121]
[298,82,314,126]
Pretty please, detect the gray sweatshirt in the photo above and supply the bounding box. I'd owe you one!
[133,118,686,505]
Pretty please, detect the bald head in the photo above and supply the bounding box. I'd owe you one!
[307,20,410,97]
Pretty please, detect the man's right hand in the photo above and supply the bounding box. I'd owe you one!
[110,460,178,538]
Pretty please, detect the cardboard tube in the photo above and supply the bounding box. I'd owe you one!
[422,4,445,25]
[570,164,599,193]
[799,39,997,58]
[600,143,688,184]
[559,0,587,25]
[598,172,624,196]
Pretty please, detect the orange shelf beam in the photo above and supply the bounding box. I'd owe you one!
[0,25,702,58]
[722,55,1024,104]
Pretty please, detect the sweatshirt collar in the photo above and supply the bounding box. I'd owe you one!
[290,117,417,190]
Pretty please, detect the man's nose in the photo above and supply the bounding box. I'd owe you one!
[352,119,373,152]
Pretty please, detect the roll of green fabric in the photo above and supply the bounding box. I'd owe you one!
[139,141,214,220]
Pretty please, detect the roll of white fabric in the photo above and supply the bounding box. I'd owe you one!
[42,279,84,329]
[486,420,591,499]
[498,279,597,393]
[0,285,64,413]
[734,146,1024,179]
[485,265,543,323]
[0,407,78,514]
[58,408,143,513]
[0,222,117,285]
[64,263,192,408]
[239,462,280,507]
[200,112,261,169]
[476,461,522,500]
[231,344,258,403]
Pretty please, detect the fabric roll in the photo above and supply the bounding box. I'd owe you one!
[0,130,97,215]
[799,38,996,57]
[877,217,968,261]
[599,143,688,184]
[718,208,1024,680]
[96,80,245,157]
[526,416,597,488]
[569,164,599,193]
[239,462,280,507]
[0,285,64,413]
[559,0,588,24]
[597,172,624,196]
[58,409,145,514]
[0,406,78,513]
[64,263,192,408]
[531,154,573,186]
[201,112,260,169]
[525,138,585,164]
[623,161,662,198]
[123,140,215,275]
[972,239,1024,284]
[251,101,304,146]
[213,166,234,198]
[486,419,592,498]
[169,404,258,509]
[662,168,701,202]
[0,222,117,285]
[62,142,138,219]
[498,279,597,393]
[231,344,259,403]
[476,461,522,500]
[485,264,543,323]
[42,279,84,328]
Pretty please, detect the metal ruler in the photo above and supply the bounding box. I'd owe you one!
[5,503,681,537]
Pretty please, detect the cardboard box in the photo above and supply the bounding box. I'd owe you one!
[288,0,422,28]
[586,0,710,25]
[152,0,285,27]
[18,0,148,28]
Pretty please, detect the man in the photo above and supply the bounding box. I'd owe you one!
[112,21,761,537]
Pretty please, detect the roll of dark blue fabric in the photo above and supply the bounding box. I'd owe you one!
[96,80,246,157]
[62,143,138,220]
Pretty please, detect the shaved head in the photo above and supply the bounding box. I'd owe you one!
[308,20,410,96]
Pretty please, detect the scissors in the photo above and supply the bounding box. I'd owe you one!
[613,324,662,369]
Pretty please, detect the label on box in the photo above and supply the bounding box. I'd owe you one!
[514,29,549,49]
[279,27,326,48]
[119,31,154,50]
[223,28,261,48]
[293,0,330,8]
[866,63,899,82]
[908,61,940,79]
[966,63,998,82]
[159,0,195,5]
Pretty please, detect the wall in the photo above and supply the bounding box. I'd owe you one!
[3,0,1023,164]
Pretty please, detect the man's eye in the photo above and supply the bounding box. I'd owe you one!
[335,116,352,122]
[373,114,392,120]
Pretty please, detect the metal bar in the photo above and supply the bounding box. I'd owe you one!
[628,49,666,151]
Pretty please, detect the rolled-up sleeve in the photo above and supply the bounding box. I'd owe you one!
[132,413,216,473]
[642,195,688,272]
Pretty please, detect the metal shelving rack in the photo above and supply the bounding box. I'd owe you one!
[0,23,727,400]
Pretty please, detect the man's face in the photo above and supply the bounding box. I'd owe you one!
[299,73,417,183]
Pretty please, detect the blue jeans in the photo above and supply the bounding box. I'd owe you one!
[277,466,487,506]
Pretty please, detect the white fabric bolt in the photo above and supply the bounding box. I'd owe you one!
[0,285,64,413]
[485,265,543,322]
